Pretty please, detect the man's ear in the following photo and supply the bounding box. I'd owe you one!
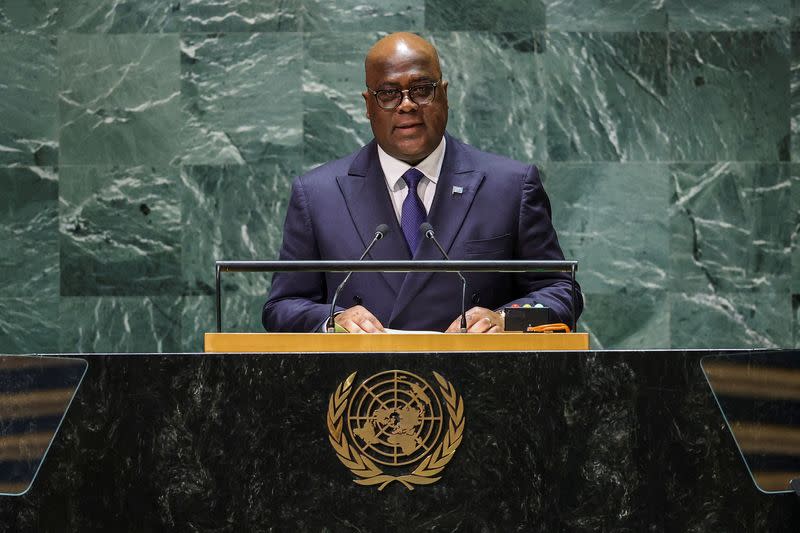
[362,91,371,119]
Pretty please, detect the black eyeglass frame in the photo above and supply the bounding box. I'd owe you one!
[366,81,441,110]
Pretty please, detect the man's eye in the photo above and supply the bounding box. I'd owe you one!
[410,85,433,97]
[378,90,401,99]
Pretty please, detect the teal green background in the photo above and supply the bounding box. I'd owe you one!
[0,1,797,352]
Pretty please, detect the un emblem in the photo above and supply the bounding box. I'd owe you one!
[327,370,465,491]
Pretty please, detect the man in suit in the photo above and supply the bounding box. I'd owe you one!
[263,32,582,333]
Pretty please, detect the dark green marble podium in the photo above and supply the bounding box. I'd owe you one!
[0,349,797,532]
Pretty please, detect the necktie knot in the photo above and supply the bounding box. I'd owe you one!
[401,168,425,191]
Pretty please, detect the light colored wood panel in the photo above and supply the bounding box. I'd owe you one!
[204,332,589,353]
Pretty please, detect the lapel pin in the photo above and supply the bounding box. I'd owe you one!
[452,186,463,195]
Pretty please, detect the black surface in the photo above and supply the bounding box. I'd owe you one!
[0,350,797,531]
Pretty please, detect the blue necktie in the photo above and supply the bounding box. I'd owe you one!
[400,168,426,254]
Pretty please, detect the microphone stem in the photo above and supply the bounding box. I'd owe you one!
[326,232,382,333]
[460,280,467,333]
[426,230,468,334]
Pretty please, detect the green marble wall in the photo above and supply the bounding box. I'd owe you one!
[0,1,797,352]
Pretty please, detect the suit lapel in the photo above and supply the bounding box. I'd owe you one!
[336,141,408,295]
[390,135,485,323]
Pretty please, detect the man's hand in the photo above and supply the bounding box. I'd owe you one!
[445,306,504,333]
[334,305,386,333]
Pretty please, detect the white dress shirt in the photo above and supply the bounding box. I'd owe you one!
[377,136,446,222]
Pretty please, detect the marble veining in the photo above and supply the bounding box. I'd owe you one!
[668,0,790,30]
[545,163,669,293]
[0,167,59,298]
[304,0,423,32]
[425,0,545,30]
[433,32,546,163]
[180,32,302,166]
[670,163,792,295]
[0,35,57,166]
[545,0,667,31]
[545,32,669,162]
[181,164,290,296]
[59,296,182,353]
[668,31,790,161]
[58,34,181,165]
[59,166,182,296]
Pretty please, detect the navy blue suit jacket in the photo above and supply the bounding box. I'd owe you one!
[262,133,583,332]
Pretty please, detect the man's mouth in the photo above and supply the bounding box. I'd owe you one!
[394,123,424,131]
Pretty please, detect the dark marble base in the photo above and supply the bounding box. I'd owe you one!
[0,350,797,531]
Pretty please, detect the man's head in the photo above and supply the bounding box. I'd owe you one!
[363,32,448,165]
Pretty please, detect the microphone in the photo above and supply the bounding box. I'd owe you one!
[419,222,468,333]
[326,224,390,333]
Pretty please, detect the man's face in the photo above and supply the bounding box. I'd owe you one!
[362,48,448,165]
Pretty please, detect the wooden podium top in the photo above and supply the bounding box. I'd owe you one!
[204,332,589,353]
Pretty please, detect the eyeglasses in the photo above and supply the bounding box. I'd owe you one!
[367,81,440,110]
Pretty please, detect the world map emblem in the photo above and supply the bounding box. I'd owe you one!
[327,370,465,490]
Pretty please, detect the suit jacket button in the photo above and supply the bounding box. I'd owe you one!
[471,292,480,304]
[353,295,363,305]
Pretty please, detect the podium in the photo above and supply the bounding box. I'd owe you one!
[1,348,798,531]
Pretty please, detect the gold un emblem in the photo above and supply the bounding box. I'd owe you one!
[327,370,465,491]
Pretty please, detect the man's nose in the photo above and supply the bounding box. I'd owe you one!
[396,91,418,112]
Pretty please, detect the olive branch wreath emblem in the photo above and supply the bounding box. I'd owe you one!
[326,371,465,491]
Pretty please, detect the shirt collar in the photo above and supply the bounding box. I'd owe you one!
[378,136,446,191]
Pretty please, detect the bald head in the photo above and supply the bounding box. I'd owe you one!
[365,32,442,84]
[362,32,448,165]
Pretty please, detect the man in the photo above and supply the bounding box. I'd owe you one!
[263,32,582,333]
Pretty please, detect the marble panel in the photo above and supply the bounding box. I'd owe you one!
[0,35,57,166]
[59,34,181,166]
[0,0,58,34]
[178,0,299,32]
[670,290,791,349]
[425,0,545,30]
[0,167,58,298]
[670,163,792,295]
[303,0,422,31]
[0,297,59,353]
[431,32,546,163]
[669,0,789,31]
[793,32,800,161]
[544,0,666,31]
[669,31,790,162]
[181,164,292,296]
[302,32,379,171]
[59,296,182,353]
[545,32,668,162]
[58,0,178,33]
[181,32,302,167]
[543,163,669,294]
[793,167,799,292]
[60,166,182,296]
[578,290,668,349]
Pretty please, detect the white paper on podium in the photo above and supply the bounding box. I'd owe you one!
[383,328,441,334]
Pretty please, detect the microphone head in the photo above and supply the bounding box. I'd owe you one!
[374,223,390,239]
[419,222,434,237]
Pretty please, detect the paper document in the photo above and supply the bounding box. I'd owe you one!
[384,328,442,334]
